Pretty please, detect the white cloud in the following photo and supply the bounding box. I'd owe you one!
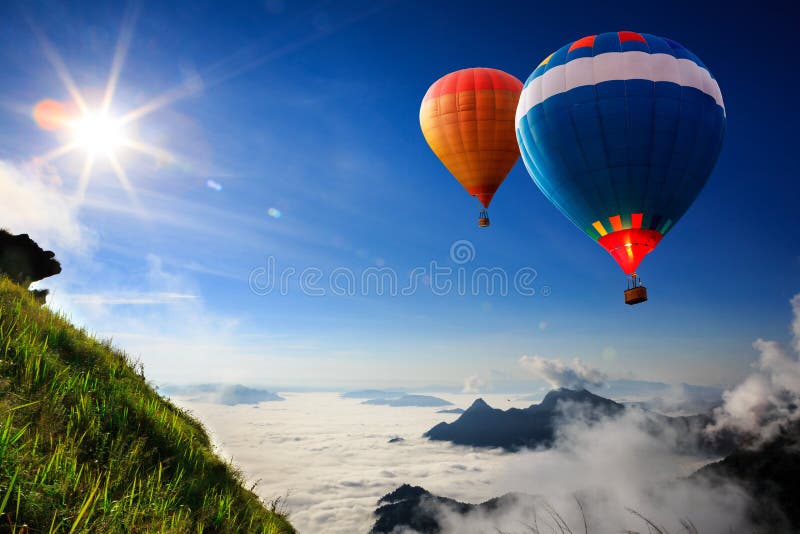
[174,393,529,533]
[707,294,800,444]
[0,160,91,252]
[65,292,198,305]
[160,296,800,533]
[519,355,607,390]
[45,253,256,384]
[432,409,754,533]
[462,375,488,394]
[174,393,757,534]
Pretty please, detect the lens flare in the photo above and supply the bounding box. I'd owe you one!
[33,99,68,130]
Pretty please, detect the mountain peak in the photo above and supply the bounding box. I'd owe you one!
[540,388,605,407]
[377,484,430,505]
[466,398,492,412]
[426,388,624,450]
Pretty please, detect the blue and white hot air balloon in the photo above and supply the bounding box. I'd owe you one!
[515,31,726,304]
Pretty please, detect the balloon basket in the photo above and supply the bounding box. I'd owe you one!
[478,210,490,228]
[624,273,647,305]
[624,286,648,305]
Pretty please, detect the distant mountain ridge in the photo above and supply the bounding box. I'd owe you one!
[425,388,732,453]
[364,394,452,407]
[425,388,623,450]
[341,389,406,399]
[162,383,284,405]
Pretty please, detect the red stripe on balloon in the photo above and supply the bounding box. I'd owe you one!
[422,68,522,101]
[618,31,646,43]
[568,35,596,52]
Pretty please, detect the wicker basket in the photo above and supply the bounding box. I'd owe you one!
[624,286,648,305]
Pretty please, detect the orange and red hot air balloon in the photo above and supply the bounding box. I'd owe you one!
[420,68,522,227]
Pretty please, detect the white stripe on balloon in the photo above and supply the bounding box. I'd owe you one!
[515,51,725,126]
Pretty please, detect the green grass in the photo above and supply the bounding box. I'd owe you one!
[0,277,294,533]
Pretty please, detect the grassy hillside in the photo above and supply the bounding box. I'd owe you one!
[0,278,294,533]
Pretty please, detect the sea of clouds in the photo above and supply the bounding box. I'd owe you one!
[172,391,746,533]
[173,393,529,533]
[171,293,800,533]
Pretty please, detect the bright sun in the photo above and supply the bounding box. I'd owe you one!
[32,18,180,206]
[71,112,126,157]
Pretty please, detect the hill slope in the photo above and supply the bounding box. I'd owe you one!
[0,278,294,533]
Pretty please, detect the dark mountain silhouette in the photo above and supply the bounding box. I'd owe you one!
[693,422,800,532]
[374,425,798,534]
[425,388,734,454]
[0,230,61,302]
[364,394,452,407]
[640,410,736,455]
[370,484,525,534]
[425,388,623,450]
[519,381,724,415]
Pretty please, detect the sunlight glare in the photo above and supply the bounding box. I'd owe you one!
[71,112,126,156]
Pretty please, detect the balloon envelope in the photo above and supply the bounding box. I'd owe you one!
[516,32,725,274]
[421,68,523,208]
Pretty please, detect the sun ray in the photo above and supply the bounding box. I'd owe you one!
[119,2,388,127]
[73,155,96,205]
[108,153,134,195]
[31,26,88,115]
[118,81,199,126]
[121,139,176,164]
[108,153,143,213]
[34,2,390,210]
[35,141,81,163]
[1,97,40,118]
[102,4,139,114]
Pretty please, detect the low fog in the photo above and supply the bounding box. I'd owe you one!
[172,293,800,533]
[707,294,800,444]
[431,409,753,533]
[173,393,531,533]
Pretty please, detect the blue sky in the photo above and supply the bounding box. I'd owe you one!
[0,0,797,389]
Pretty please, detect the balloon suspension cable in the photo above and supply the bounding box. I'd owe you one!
[627,273,643,289]
[478,209,490,228]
